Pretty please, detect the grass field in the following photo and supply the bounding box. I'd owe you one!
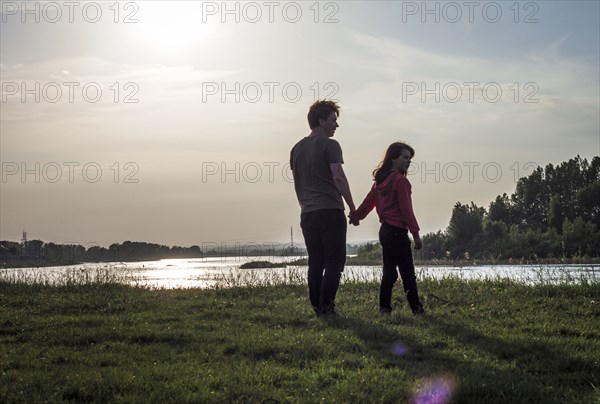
[1,271,599,403]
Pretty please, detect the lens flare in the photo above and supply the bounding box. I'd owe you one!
[392,343,408,356]
[411,377,455,404]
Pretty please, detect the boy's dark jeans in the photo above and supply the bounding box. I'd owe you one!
[378,221,423,314]
[300,209,347,314]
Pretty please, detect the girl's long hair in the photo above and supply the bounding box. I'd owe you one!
[372,142,415,183]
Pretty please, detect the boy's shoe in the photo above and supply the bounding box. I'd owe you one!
[317,304,336,317]
[413,307,426,316]
[380,307,392,315]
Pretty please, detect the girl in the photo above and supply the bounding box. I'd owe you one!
[350,142,425,315]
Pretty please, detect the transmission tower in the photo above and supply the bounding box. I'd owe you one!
[21,230,27,255]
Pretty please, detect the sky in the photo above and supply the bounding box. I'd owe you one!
[1,0,599,249]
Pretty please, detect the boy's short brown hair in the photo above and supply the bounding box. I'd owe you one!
[307,100,340,129]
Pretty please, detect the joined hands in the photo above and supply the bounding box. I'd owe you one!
[348,210,360,226]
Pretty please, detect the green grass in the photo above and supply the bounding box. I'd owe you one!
[1,275,599,403]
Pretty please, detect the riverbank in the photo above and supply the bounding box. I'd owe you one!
[286,256,600,267]
[1,276,598,402]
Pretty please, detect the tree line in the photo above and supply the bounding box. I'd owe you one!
[419,155,600,261]
[0,240,204,266]
[0,239,306,267]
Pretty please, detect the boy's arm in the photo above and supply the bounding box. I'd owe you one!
[330,163,356,213]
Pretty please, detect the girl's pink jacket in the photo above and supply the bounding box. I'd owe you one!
[352,171,420,236]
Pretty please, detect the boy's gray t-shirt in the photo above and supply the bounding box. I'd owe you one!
[290,135,345,213]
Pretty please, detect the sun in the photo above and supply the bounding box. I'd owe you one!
[133,2,217,52]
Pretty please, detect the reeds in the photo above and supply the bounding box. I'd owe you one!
[1,262,597,290]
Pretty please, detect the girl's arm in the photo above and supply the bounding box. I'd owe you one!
[396,176,420,238]
[352,183,377,221]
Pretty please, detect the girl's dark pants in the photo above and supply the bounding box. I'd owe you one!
[301,209,347,315]
[378,221,423,313]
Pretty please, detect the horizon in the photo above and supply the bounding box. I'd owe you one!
[0,233,378,250]
[1,1,599,247]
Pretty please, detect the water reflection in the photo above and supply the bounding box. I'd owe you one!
[1,258,598,289]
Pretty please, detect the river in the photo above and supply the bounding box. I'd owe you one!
[1,257,598,289]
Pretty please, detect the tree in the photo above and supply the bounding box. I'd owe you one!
[86,245,107,262]
[547,156,589,222]
[446,202,485,259]
[562,217,598,257]
[482,219,509,258]
[356,242,382,262]
[25,239,43,259]
[488,193,516,226]
[576,181,600,227]
[109,243,120,261]
[548,195,563,233]
[42,242,61,263]
[420,230,447,260]
[511,166,548,230]
[189,245,202,257]
[1,241,20,256]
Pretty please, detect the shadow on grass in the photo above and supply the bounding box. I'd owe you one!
[426,314,599,402]
[319,311,595,403]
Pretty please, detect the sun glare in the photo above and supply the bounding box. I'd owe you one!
[133,3,217,52]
